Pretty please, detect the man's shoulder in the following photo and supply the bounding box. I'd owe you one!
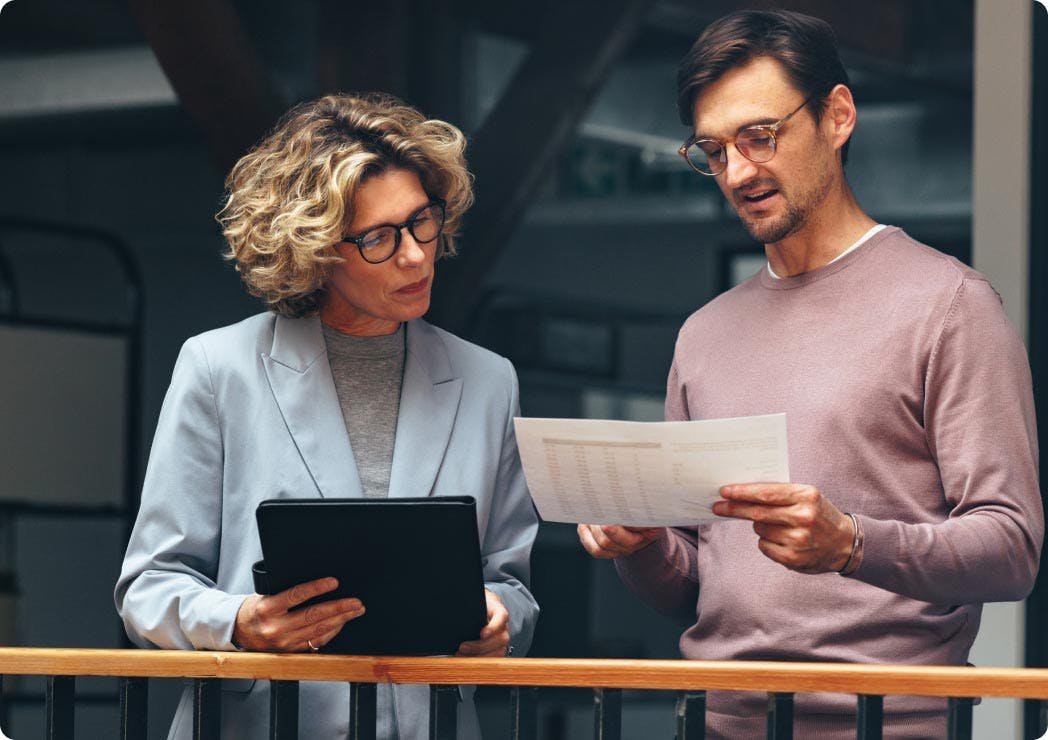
[873,228,997,308]
[876,228,977,282]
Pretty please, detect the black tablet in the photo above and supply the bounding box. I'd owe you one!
[254,496,487,656]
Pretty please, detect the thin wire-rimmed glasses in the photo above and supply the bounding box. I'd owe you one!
[678,97,813,176]
[340,199,446,264]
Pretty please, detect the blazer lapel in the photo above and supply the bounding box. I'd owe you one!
[262,315,364,499]
[388,320,462,499]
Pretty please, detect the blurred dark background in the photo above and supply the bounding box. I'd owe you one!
[0,0,1043,738]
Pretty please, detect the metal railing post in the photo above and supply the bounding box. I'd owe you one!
[269,679,299,740]
[509,686,539,740]
[947,697,974,740]
[349,683,377,740]
[193,677,221,740]
[45,675,75,740]
[767,692,794,740]
[675,690,706,740]
[119,676,149,740]
[593,688,621,740]
[429,684,458,740]
[856,694,883,740]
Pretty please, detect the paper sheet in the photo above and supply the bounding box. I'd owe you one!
[513,413,789,526]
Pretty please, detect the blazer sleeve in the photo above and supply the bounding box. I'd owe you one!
[480,357,540,656]
[114,337,247,650]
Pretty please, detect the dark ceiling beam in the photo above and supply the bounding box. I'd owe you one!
[653,0,914,64]
[316,0,412,99]
[128,0,285,173]
[406,0,467,125]
[429,0,657,334]
[316,0,465,125]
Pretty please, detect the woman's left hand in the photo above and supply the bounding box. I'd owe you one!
[456,589,510,657]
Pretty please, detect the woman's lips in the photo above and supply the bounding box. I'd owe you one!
[397,278,429,295]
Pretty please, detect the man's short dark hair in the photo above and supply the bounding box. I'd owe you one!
[677,9,852,164]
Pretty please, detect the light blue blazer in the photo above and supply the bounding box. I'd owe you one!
[115,312,539,740]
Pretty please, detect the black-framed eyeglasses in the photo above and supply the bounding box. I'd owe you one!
[678,97,813,176]
[340,199,446,264]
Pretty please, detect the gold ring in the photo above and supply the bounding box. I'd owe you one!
[307,639,319,652]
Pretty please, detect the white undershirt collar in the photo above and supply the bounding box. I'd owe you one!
[767,224,886,279]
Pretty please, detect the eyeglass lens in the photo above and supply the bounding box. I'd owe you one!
[357,202,444,263]
[687,128,778,175]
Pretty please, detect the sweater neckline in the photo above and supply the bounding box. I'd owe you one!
[758,225,898,291]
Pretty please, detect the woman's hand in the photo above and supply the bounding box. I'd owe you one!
[233,577,365,652]
[456,589,510,657]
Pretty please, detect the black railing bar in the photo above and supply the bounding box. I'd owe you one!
[0,314,137,335]
[0,218,144,315]
[675,690,706,740]
[0,216,147,591]
[767,691,794,740]
[947,696,974,740]
[0,243,18,319]
[348,682,377,740]
[0,502,126,519]
[45,675,75,740]
[0,673,7,735]
[430,684,459,740]
[857,694,883,740]
[509,685,539,740]
[593,688,622,740]
[4,690,123,703]
[269,679,299,740]
[193,677,221,740]
[119,676,148,740]
[468,286,690,336]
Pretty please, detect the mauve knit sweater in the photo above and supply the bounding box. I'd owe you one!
[616,226,1042,738]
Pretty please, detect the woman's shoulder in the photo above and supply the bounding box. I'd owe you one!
[179,312,281,368]
[410,320,514,381]
[190,310,274,344]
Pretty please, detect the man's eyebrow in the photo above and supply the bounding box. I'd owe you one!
[694,116,781,140]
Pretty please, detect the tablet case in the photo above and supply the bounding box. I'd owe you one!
[254,496,487,655]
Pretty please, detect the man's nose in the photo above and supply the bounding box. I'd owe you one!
[722,145,760,190]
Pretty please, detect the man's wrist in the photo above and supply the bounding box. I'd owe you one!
[838,513,863,576]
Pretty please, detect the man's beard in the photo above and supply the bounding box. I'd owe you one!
[736,200,805,244]
[732,165,833,245]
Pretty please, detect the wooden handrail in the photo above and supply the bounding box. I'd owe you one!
[1,649,1047,700]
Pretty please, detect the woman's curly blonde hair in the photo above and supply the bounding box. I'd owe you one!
[217,93,474,317]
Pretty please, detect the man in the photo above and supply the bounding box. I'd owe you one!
[577,9,1042,738]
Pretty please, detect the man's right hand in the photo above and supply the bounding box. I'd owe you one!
[577,524,665,559]
[233,576,365,652]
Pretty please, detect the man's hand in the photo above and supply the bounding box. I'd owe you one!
[456,589,510,657]
[233,577,365,652]
[577,524,665,559]
[713,483,856,573]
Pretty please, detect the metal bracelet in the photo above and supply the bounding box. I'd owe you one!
[838,512,861,575]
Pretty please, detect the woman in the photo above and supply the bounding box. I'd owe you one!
[114,94,539,739]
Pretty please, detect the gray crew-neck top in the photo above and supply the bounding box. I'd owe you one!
[321,322,406,499]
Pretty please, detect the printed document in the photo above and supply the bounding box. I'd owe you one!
[513,413,789,526]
